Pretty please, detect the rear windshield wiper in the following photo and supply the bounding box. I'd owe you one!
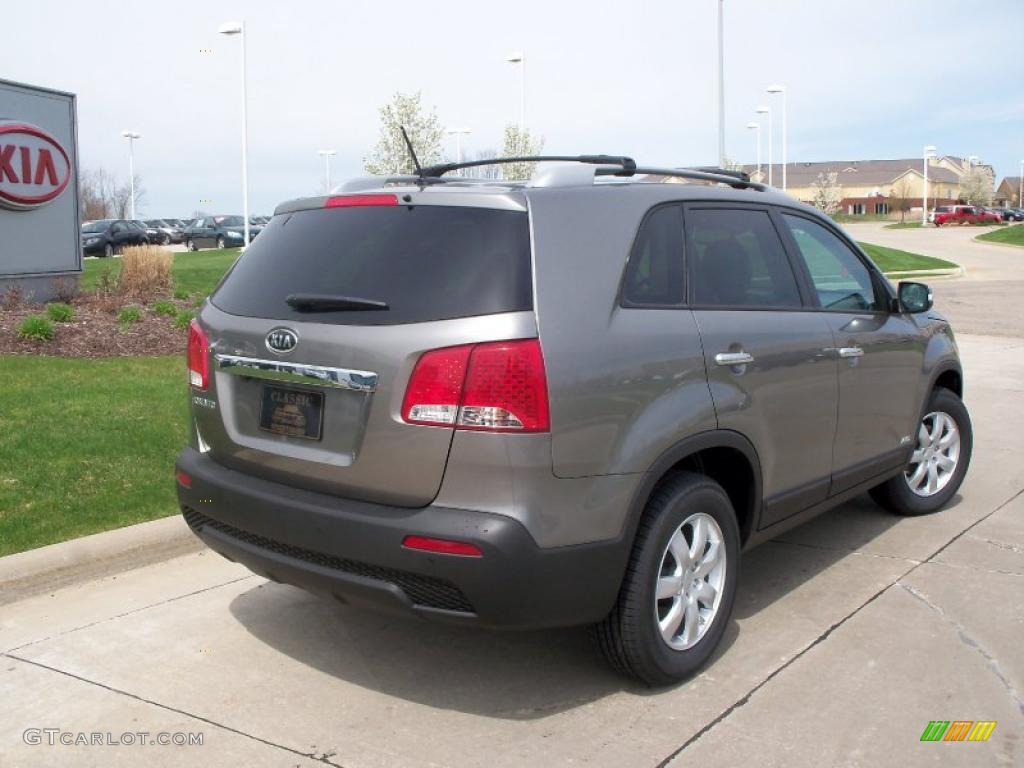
[285,293,389,312]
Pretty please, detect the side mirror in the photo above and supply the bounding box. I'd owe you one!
[897,281,933,314]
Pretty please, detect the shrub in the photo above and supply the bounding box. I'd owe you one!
[46,302,75,323]
[118,245,173,299]
[172,309,196,329]
[118,305,143,328]
[2,284,27,310]
[17,315,55,341]
[94,269,120,313]
[152,300,177,317]
[49,276,80,303]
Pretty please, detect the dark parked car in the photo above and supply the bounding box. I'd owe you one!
[185,215,262,250]
[991,207,1024,222]
[145,219,184,244]
[80,219,149,257]
[178,156,971,685]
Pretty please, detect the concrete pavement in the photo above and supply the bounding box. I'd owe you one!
[2,333,1022,767]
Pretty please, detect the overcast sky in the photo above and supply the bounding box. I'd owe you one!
[4,0,1022,216]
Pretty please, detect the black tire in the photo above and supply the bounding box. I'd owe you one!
[594,471,740,686]
[216,235,225,249]
[869,387,972,516]
[187,238,197,252]
[103,243,113,258]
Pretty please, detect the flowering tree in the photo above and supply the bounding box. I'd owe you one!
[364,92,444,175]
[811,171,842,216]
[500,125,544,180]
[959,166,994,205]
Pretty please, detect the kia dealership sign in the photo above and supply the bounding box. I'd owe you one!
[0,122,72,210]
[0,79,80,299]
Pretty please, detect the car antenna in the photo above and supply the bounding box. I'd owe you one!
[400,126,424,182]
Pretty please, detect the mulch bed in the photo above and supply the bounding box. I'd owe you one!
[0,294,193,358]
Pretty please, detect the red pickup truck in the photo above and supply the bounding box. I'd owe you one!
[931,205,1001,226]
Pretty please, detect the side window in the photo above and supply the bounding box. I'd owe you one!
[621,205,684,306]
[110,222,124,234]
[688,208,802,308]
[781,214,882,312]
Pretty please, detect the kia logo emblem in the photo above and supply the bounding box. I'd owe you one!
[265,328,298,354]
[0,122,72,211]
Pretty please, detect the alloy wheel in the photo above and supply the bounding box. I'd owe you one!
[654,512,727,651]
[905,411,960,497]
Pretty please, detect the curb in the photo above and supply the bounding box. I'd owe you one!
[883,266,964,280]
[971,235,1024,250]
[0,515,203,606]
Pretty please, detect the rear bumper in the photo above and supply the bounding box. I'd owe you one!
[175,448,627,629]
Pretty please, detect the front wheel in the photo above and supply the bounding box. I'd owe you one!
[594,472,740,686]
[216,235,225,249]
[187,238,198,252]
[103,243,114,258]
[869,387,972,516]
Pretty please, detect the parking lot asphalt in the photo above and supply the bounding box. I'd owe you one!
[2,331,1021,768]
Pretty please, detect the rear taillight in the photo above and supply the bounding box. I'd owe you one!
[324,194,398,208]
[402,339,549,433]
[187,319,209,390]
[402,535,483,558]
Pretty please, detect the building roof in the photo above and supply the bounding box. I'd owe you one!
[741,159,961,187]
[996,176,1021,193]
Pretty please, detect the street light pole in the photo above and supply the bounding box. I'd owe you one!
[922,145,936,226]
[756,106,772,186]
[317,149,336,191]
[447,129,471,164]
[717,0,725,167]
[766,84,786,191]
[120,130,141,219]
[219,20,250,248]
[506,53,525,128]
[746,122,761,178]
[1019,159,1023,207]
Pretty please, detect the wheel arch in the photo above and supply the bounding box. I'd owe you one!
[622,430,763,550]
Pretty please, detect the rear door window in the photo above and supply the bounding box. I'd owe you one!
[212,205,533,325]
[687,208,802,308]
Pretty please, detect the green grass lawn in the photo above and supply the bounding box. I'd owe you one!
[0,356,187,556]
[858,243,957,273]
[883,222,924,229]
[976,224,1024,247]
[82,248,241,298]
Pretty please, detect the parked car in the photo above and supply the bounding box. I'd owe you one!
[184,215,262,250]
[177,157,972,685]
[978,207,1005,223]
[932,205,996,225]
[989,207,1023,222]
[1010,208,1024,222]
[145,218,185,244]
[80,219,150,257]
[126,219,168,245]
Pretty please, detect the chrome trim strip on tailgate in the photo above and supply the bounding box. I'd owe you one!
[214,354,378,392]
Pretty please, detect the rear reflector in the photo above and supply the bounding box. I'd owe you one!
[402,535,483,558]
[324,194,398,208]
[402,339,549,432]
[175,469,192,489]
[187,319,209,390]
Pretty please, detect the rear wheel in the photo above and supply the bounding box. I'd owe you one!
[594,472,740,686]
[870,387,972,516]
[187,238,197,252]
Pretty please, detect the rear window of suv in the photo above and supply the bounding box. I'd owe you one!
[211,205,533,326]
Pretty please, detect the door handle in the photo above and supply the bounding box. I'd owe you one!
[838,347,864,358]
[715,351,754,367]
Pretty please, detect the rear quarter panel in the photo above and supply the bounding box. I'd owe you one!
[528,186,717,479]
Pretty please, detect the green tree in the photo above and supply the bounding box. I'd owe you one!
[364,92,444,175]
[500,124,544,180]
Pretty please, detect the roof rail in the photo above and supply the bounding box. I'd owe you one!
[420,154,637,178]
[597,166,766,191]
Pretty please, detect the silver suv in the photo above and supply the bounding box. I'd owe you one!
[176,157,971,685]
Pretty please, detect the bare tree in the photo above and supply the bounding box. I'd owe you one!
[888,176,914,223]
[78,168,144,220]
[500,125,544,181]
[811,171,842,216]
[958,166,994,205]
[364,92,444,175]
[462,148,503,180]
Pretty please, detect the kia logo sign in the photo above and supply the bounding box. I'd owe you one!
[0,122,72,211]
[266,328,298,354]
